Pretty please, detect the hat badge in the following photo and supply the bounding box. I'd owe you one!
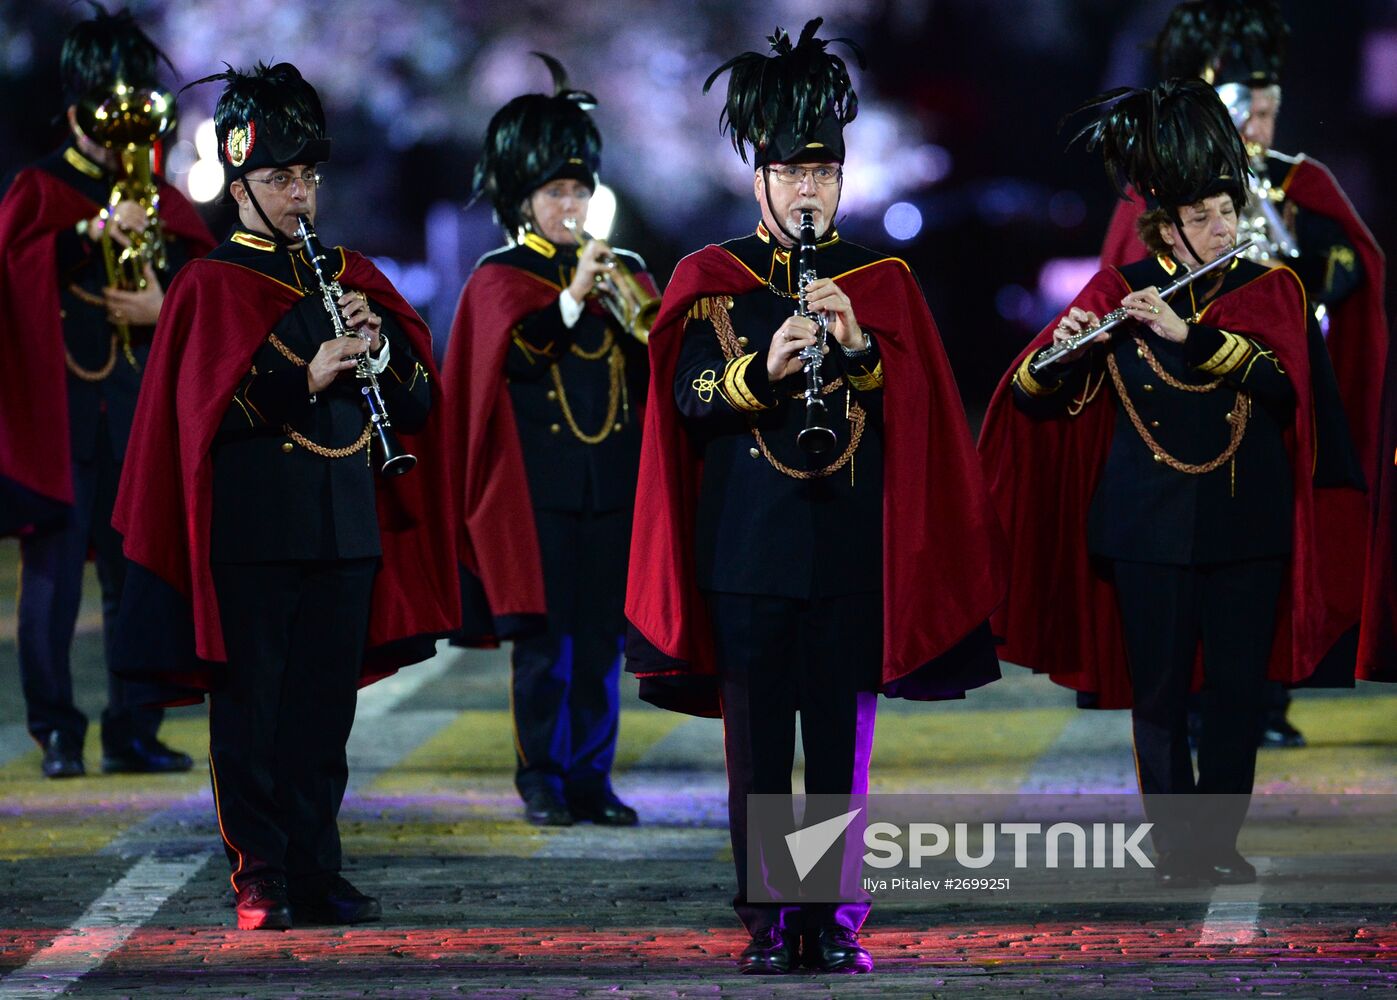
[225,121,255,167]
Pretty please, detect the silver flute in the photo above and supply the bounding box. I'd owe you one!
[795,210,837,455]
[295,215,416,477]
[1028,238,1257,376]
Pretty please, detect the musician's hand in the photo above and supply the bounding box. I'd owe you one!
[1048,306,1108,364]
[103,199,149,249]
[338,289,382,352]
[103,264,164,326]
[802,277,865,350]
[1121,286,1187,343]
[307,335,367,393]
[566,238,614,303]
[767,315,822,380]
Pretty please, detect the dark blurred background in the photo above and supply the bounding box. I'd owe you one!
[4,0,1391,424]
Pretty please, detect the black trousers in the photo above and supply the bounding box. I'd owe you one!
[208,559,375,891]
[17,418,161,749]
[512,507,628,801]
[1113,558,1285,856]
[709,591,880,937]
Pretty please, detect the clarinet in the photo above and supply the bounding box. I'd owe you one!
[795,211,837,455]
[295,215,416,477]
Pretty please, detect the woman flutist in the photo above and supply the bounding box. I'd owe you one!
[979,79,1364,887]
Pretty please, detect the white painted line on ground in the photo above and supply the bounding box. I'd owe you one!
[1198,898,1261,944]
[0,851,208,998]
[356,640,460,718]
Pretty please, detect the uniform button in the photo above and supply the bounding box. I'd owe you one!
[550,423,561,434]
[1153,453,1164,463]
[1143,383,1155,392]
[547,390,558,401]
[1151,420,1161,428]
[281,442,294,453]
[613,422,622,431]
[60,310,67,319]
[737,336,749,347]
[749,447,760,459]
[1136,347,1145,358]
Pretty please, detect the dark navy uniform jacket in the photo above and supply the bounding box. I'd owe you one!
[492,232,648,514]
[209,230,432,563]
[1013,255,1298,566]
[672,226,888,599]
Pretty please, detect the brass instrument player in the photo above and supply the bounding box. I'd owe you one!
[0,7,212,780]
[444,54,654,829]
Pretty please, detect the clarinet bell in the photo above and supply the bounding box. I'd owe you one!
[798,399,837,455]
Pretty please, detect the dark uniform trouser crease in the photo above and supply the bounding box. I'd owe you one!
[208,558,376,890]
[709,591,880,936]
[511,506,629,800]
[1114,558,1285,856]
[18,414,162,749]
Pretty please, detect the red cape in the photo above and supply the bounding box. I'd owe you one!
[0,166,214,534]
[1100,157,1387,680]
[112,250,459,685]
[978,264,1360,707]
[1357,341,1397,680]
[441,258,658,644]
[625,244,1007,713]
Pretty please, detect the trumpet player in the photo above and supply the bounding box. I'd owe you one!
[1100,0,1387,746]
[111,63,456,930]
[627,20,1004,974]
[444,54,653,829]
[0,7,213,780]
[980,81,1364,888]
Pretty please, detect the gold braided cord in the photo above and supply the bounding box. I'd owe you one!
[709,300,862,480]
[548,344,624,445]
[569,327,615,360]
[1132,335,1222,393]
[260,333,371,458]
[65,335,118,382]
[1107,351,1250,475]
[285,423,372,459]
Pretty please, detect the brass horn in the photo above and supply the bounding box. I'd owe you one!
[561,218,658,344]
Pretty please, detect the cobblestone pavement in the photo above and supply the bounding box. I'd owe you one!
[1,544,1395,996]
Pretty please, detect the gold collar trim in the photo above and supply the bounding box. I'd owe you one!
[755,220,841,249]
[521,231,557,259]
[63,147,103,179]
[231,230,278,252]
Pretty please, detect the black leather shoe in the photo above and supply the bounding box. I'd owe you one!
[738,926,798,974]
[568,792,638,827]
[522,787,574,826]
[809,926,874,974]
[235,878,292,930]
[289,874,382,925]
[101,738,194,774]
[1205,850,1257,885]
[41,732,85,779]
[1153,852,1206,888]
[1260,718,1306,748]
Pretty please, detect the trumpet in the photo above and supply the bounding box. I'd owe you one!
[1029,239,1256,376]
[795,210,837,455]
[295,215,416,478]
[76,81,176,366]
[560,218,659,343]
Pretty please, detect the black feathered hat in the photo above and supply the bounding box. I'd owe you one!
[186,62,331,194]
[60,4,170,108]
[703,17,863,168]
[471,53,601,237]
[1155,0,1287,89]
[1065,78,1251,232]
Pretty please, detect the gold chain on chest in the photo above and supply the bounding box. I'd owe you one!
[548,329,627,445]
[264,333,372,459]
[1107,336,1250,476]
[709,299,863,480]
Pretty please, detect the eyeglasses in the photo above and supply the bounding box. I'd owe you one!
[243,169,322,192]
[766,164,843,187]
